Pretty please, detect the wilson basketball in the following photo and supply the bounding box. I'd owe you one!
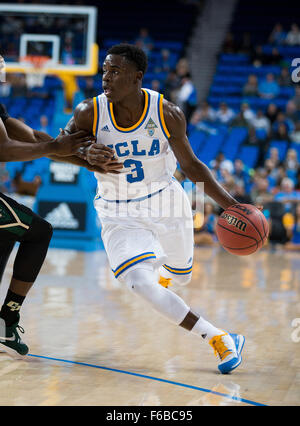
[216,204,269,256]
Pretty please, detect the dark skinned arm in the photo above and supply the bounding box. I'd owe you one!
[0,119,96,162]
[73,99,123,174]
[3,115,94,166]
[2,114,106,172]
[163,100,238,210]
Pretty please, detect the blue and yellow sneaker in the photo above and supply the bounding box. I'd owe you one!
[0,315,29,357]
[209,332,245,374]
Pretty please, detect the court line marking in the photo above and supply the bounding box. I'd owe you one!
[27,354,267,406]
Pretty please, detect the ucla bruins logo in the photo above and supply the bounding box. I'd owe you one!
[222,213,247,232]
[145,118,158,137]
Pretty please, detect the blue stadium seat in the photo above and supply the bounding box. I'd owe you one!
[237,145,260,168]
[198,132,226,164]
[188,129,207,156]
[221,127,248,161]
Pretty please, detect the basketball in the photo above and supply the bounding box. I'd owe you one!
[216,204,269,256]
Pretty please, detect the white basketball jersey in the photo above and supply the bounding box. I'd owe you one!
[92,89,177,201]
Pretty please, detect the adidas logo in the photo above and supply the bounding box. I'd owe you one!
[101,125,110,132]
[44,203,79,230]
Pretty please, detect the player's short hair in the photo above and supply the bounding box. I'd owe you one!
[107,43,148,74]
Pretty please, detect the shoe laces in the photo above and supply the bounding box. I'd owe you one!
[14,325,25,343]
[209,334,231,361]
[16,325,25,334]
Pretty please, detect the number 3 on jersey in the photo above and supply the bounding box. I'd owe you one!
[124,159,144,183]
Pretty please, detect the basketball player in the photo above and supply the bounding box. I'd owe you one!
[66,44,245,374]
[0,104,109,357]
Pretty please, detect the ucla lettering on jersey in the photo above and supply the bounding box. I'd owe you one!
[93,89,177,201]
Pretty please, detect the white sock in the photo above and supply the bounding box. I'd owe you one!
[191,317,223,340]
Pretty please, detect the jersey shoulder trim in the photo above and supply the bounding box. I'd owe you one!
[157,94,171,139]
[92,96,100,136]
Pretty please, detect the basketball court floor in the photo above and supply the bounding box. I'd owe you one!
[0,245,299,406]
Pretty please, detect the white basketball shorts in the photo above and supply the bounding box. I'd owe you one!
[94,179,194,281]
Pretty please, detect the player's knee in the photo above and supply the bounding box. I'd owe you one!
[172,273,192,286]
[24,216,53,245]
[33,217,53,242]
[124,266,155,295]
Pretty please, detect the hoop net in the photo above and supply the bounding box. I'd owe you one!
[20,55,50,88]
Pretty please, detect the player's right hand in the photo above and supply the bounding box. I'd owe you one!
[53,129,95,156]
[78,143,124,174]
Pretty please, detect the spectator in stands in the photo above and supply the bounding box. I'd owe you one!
[278,67,293,87]
[285,23,300,46]
[238,32,253,55]
[272,111,294,135]
[240,102,255,123]
[134,27,154,57]
[231,103,254,129]
[284,148,299,184]
[265,48,284,66]
[269,147,281,167]
[272,122,291,142]
[189,101,216,125]
[38,115,49,134]
[150,79,161,92]
[266,103,279,124]
[268,23,286,45]
[232,159,252,192]
[176,73,197,121]
[284,202,300,251]
[245,125,260,145]
[83,77,98,99]
[215,102,235,125]
[193,202,217,246]
[232,183,253,204]
[221,32,238,54]
[292,86,300,110]
[176,58,190,78]
[290,121,300,143]
[231,111,249,128]
[250,177,274,205]
[242,74,259,97]
[210,152,234,177]
[258,73,280,99]
[264,158,280,188]
[220,168,236,195]
[155,49,172,73]
[285,100,299,123]
[251,110,271,138]
[251,45,268,67]
[274,177,300,210]
[163,70,181,103]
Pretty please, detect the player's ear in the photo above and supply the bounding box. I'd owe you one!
[135,70,143,84]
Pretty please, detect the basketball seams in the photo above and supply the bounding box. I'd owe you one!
[216,222,259,248]
[257,210,269,240]
[225,207,264,244]
[222,242,258,251]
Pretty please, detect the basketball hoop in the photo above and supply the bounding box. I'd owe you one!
[20,55,50,88]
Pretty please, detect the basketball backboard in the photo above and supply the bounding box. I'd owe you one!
[0,4,98,77]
